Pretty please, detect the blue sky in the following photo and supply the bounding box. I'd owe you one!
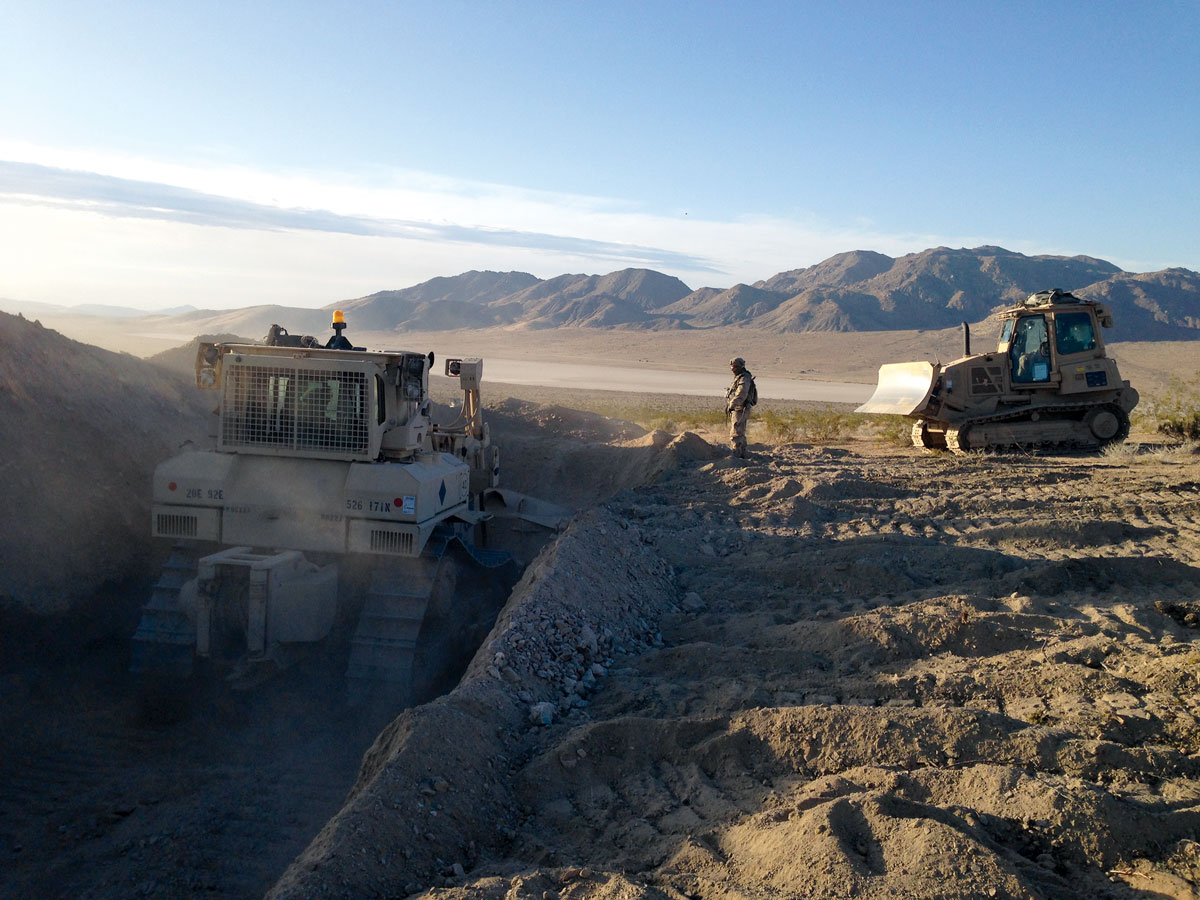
[1,0,1197,311]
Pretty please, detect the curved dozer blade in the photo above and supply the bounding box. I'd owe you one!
[856,361,939,416]
[482,488,571,530]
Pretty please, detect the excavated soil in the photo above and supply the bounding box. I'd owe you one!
[260,435,1200,900]
[4,312,1200,899]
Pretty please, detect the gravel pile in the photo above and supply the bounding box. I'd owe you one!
[269,505,679,899]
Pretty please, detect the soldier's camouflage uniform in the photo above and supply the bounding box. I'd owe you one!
[726,367,753,458]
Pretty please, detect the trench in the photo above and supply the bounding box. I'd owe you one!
[0,546,560,900]
[2,554,550,899]
[0,400,677,900]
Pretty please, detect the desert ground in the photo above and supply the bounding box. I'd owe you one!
[3,314,1200,899]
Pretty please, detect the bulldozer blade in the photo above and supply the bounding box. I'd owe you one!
[856,362,938,416]
[482,488,570,531]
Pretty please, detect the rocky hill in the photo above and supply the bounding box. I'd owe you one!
[64,249,1200,342]
[337,270,541,330]
[0,312,210,617]
[337,267,694,331]
[697,247,1198,338]
[734,246,1126,332]
[486,269,692,329]
[1076,268,1200,339]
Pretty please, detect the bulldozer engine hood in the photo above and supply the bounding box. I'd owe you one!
[151,451,471,555]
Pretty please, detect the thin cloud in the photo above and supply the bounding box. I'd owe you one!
[0,144,1028,311]
[0,161,723,273]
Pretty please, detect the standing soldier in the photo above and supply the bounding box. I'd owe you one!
[725,357,756,458]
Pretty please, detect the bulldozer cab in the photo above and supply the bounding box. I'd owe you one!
[1005,314,1051,384]
[998,292,1107,390]
[209,351,401,461]
[195,333,446,464]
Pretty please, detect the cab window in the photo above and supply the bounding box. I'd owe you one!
[1011,315,1050,383]
[1055,311,1096,355]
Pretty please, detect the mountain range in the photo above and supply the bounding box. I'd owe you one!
[21,246,1200,342]
[336,246,1200,340]
[0,298,199,318]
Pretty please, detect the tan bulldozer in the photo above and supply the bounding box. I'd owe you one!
[858,289,1139,453]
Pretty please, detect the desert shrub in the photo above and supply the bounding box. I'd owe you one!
[757,406,868,443]
[1147,375,1200,441]
[1129,408,1155,434]
[1144,440,1200,461]
[800,407,862,442]
[1101,440,1141,459]
[869,415,916,446]
[1163,412,1200,441]
[760,409,799,442]
[645,409,726,433]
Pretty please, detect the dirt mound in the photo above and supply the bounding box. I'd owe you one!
[0,313,209,616]
[268,507,677,898]
[145,332,251,377]
[488,398,648,443]
[484,403,721,508]
[269,439,1200,900]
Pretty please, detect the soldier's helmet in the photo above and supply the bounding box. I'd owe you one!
[730,357,745,368]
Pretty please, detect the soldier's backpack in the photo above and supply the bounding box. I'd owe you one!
[746,374,758,407]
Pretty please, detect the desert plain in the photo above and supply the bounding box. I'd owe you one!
[3,313,1200,899]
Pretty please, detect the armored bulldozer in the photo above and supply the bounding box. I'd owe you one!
[132,313,565,707]
[857,289,1139,453]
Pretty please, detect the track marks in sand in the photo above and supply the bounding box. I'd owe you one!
[261,441,1200,900]
[516,705,1200,900]
[500,444,1200,900]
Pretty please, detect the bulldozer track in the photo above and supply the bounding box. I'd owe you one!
[345,556,438,707]
[911,420,947,451]
[347,536,517,709]
[130,543,206,681]
[940,401,1131,455]
[129,528,517,716]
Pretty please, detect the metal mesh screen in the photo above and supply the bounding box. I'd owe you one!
[220,363,370,456]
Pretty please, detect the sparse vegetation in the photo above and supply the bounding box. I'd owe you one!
[643,409,727,433]
[1104,439,1200,464]
[1149,440,1200,460]
[864,414,917,446]
[1101,440,1141,459]
[494,392,887,446]
[632,404,873,445]
[580,399,919,448]
[1145,375,1200,441]
[759,406,871,443]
